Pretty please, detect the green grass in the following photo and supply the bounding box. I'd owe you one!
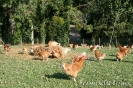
[0,46,133,88]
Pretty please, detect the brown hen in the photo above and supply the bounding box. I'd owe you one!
[62,52,86,82]
[95,50,106,61]
[116,51,125,62]
[118,44,131,55]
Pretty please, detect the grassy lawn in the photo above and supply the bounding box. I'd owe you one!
[0,46,133,88]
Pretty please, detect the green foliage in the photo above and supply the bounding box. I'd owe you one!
[16,22,22,29]
[0,0,133,45]
[67,7,83,24]
[75,23,82,31]
[12,30,21,44]
[56,21,70,46]
[84,24,93,33]
[47,15,69,45]
[44,0,71,45]
[52,16,64,25]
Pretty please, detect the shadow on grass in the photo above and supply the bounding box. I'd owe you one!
[108,54,116,57]
[104,59,133,63]
[45,72,70,80]
[32,57,43,61]
[32,56,55,61]
[121,60,133,63]
[104,58,116,61]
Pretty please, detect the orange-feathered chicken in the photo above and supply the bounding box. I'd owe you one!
[22,48,28,55]
[124,49,131,55]
[116,51,125,62]
[90,45,97,52]
[68,44,73,48]
[48,41,59,47]
[95,50,106,61]
[71,56,80,63]
[4,44,10,55]
[118,44,131,55]
[52,49,62,58]
[62,52,86,82]
[38,50,51,61]
[81,43,87,47]
[73,44,78,50]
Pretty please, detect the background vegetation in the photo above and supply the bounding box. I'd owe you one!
[0,0,133,46]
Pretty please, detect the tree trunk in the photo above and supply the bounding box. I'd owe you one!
[37,38,39,44]
[109,12,120,47]
[31,25,34,45]
[67,38,69,46]
[83,38,84,44]
[99,37,100,45]
[109,27,114,45]
[109,43,111,50]
[41,35,45,44]
[20,36,22,47]
[127,37,130,45]
[92,37,95,45]
[115,36,118,47]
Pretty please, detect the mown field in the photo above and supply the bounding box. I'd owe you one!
[0,45,133,88]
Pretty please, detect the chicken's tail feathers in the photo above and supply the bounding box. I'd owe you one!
[62,62,65,65]
[62,62,65,69]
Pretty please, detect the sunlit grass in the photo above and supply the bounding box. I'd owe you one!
[0,46,133,88]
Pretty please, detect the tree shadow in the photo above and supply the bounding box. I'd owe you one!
[45,72,70,80]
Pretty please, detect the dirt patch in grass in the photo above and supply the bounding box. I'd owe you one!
[0,45,94,61]
[0,46,33,60]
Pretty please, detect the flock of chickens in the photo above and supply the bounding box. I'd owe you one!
[116,44,131,61]
[2,42,132,82]
[89,44,131,62]
[62,44,132,82]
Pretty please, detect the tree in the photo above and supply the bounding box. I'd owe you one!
[0,0,133,46]
[44,0,72,45]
